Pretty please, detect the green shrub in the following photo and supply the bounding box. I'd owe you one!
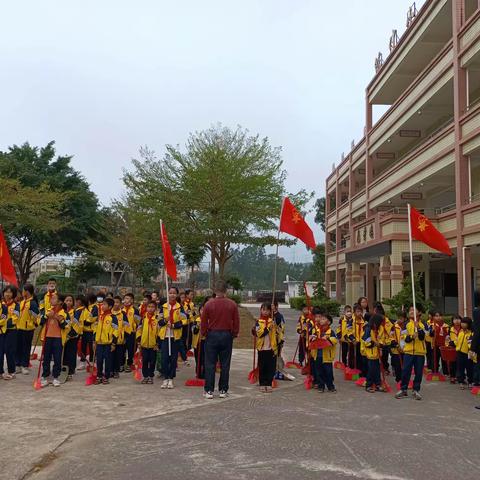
[194,294,241,306]
[289,296,341,317]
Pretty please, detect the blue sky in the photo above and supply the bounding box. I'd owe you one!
[0,0,424,262]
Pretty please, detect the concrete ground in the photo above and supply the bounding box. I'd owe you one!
[2,306,480,480]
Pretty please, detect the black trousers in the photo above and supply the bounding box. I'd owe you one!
[42,337,63,378]
[142,348,156,378]
[341,342,349,366]
[194,340,205,379]
[0,334,6,374]
[456,352,473,384]
[204,330,233,392]
[258,349,276,387]
[298,336,306,364]
[391,353,403,382]
[16,329,34,368]
[426,342,433,370]
[366,359,381,388]
[314,358,335,390]
[125,332,135,366]
[63,337,78,375]
[5,329,17,374]
[161,338,179,379]
[80,331,94,362]
[113,344,125,373]
[96,344,112,379]
[432,345,448,374]
[381,346,390,371]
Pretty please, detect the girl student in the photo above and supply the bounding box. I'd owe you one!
[78,294,97,371]
[62,294,81,381]
[39,292,67,387]
[336,305,354,368]
[362,313,387,393]
[111,295,128,378]
[136,300,161,384]
[2,285,20,380]
[16,283,40,375]
[191,300,207,380]
[456,316,474,389]
[446,314,462,383]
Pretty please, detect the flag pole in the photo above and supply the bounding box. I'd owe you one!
[407,204,417,324]
[160,219,171,356]
[271,198,286,307]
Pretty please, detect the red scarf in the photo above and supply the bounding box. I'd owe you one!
[147,312,155,326]
[169,301,176,324]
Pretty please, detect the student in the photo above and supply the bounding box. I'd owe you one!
[363,314,385,393]
[139,292,152,319]
[40,278,57,315]
[390,311,406,383]
[178,291,191,365]
[39,293,67,387]
[337,305,354,368]
[374,302,393,375]
[273,300,285,375]
[395,305,426,400]
[296,304,309,366]
[74,296,90,372]
[425,310,434,372]
[311,308,337,393]
[191,302,206,380]
[62,294,80,380]
[0,298,11,379]
[136,300,161,384]
[456,316,473,389]
[352,304,367,377]
[78,294,98,370]
[447,314,462,383]
[16,284,39,375]
[111,295,128,378]
[255,303,277,393]
[158,287,185,389]
[429,310,449,374]
[2,285,20,380]
[357,296,369,315]
[94,297,118,385]
[122,293,140,372]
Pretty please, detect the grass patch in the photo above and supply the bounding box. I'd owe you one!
[234,306,256,349]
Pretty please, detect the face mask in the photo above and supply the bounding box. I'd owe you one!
[97,297,104,303]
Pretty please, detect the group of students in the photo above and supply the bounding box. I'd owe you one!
[0,278,207,389]
[294,296,479,400]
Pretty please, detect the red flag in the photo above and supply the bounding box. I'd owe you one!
[0,226,18,287]
[409,206,452,256]
[279,197,316,250]
[160,222,177,281]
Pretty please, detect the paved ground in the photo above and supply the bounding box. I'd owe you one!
[2,306,480,480]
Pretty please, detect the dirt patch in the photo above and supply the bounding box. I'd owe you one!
[234,306,257,349]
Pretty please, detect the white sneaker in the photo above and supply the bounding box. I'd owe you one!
[53,378,61,387]
[77,362,86,371]
[22,367,30,375]
[219,390,228,399]
[161,379,169,389]
[167,379,174,389]
[204,391,214,399]
[15,367,22,374]
[3,373,14,380]
[40,377,49,388]
[412,390,422,400]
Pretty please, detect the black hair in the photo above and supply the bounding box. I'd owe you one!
[344,304,352,311]
[147,300,157,307]
[260,302,272,313]
[357,297,369,312]
[47,277,57,284]
[96,291,106,300]
[369,314,384,330]
[87,293,97,305]
[353,303,362,311]
[143,291,151,297]
[3,284,18,298]
[452,314,462,322]
[202,296,212,308]
[461,317,473,329]
[76,295,88,308]
[185,289,192,296]
[23,283,35,296]
[373,302,385,315]
[104,297,115,309]
[143,294,152,302]
[396,310,407,319]
[325,314,333,324]
[169,286,179,294]
[113,295,122,302]
[300,303,307,309]
[313,306,326,316]
[124,293,135,301]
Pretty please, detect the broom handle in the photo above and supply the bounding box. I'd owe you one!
[35,314,51,382]
[291,337,300,364]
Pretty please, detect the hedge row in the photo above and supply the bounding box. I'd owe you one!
[289,296,341,317]
[194,294,241,307]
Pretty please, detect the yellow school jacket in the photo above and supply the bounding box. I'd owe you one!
[191,316,202,349]
[449,326,462,346]
[39,307,67,341]
[61,308,81,345]
[310,326,338,362]
[390,323,406,355]
[379,317,393,346]
[182,301,196,324]
[40,291,57,315]
[122,305,140,335]
[402,320,427,356]
[112,309,129,345]
[338,316,355,341]
[456,330,472,354]
[17,298,40,331]
[136,313,161,348]
[297,315,308,335]
[158,302,185,341]
[95,311,118,345]
[74,306,90,335]
[0,304,9,334]
[83,304,99,333]
[255,317,278,354]
[363,327,382,360]
[2,301,20,330]
[425,319,433,344]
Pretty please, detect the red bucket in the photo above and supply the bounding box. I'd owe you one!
[440,346,456,363]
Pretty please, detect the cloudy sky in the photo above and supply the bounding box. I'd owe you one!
[0,0,423,263]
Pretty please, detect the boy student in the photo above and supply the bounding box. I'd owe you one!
[122,293,140,372]
[337,305,354,368]
[158,287,185,389]
[62,294,80,380]
[456,316,473,388]
[78,294,98,370]
[390,311,407,383]
[2,285,20,380]
[362,314,386,393]
[111,296,128,377]
[16,284,39,375]
[94,297,118,385]
[428,310,450,374]
[395,305,426,400]
[136,300,161,384]
[255,303,278,393]
[311,308,337,393]
[296,304,309,366]
[40,278,57,315]
[352,303,367,377]
[39,293,67,387]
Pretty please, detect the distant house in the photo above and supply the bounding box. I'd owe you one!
[283,276,318,302]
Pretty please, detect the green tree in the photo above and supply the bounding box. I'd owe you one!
[314,197,326,232]
[227,275,243,294]
[123,125,310,281]
[0,142,100,285]
[181,243,206,289]
[383,274,432,315]
[310,243,325,284]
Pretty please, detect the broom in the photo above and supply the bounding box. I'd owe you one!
[33,318,50,390]
[85,343,98,386]
[248,332,259,384]
[378,342,391,393]
[285,339,301,369]
[185,338,206,387]
[426,335,446,381]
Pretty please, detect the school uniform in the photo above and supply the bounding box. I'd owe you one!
[456,329,473,385]
[296,315,308,365]
[62,308,81,375]
[429,322,450,374]
[337,315,354,367]
[311,325,337,391]
[158,302,185,379]
[122,304,141,369]
[81,304,97,363]
[351,316,367,377]
[449,325,462,380]
[0,304,10,375]
[390,323,406,382]
[191,315,205,379]
[425,318,434,371]
[2,300,20,375]
[255,316,277,387]
[16,297,40,369]
[111,309,129,374]
[40,291,57,316]
[94,310,118,379]
[136,312,161,379]
[362,325,382,389]
[400,320,427,392]
[40,307,67,379]
[380,317,393,373]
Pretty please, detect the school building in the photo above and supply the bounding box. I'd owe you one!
[325,0,480,315]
